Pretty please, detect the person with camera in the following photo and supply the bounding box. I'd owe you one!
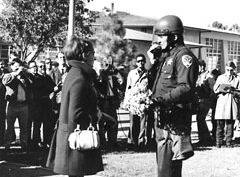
[95,56,125,150]
[2,58,32,152]
[147,15,199,177]
[48,54,69,119]
[195,59,214,146]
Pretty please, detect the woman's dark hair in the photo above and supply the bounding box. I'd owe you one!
[82,40,94,58]
[63,36,94,61]
[63,36,83,61]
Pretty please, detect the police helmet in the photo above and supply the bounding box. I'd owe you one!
[154,15,184,36]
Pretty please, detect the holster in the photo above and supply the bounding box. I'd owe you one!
[153,105,171,129]
[154,105,192,135]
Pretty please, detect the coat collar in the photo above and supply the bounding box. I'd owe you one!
[162,44,185,58]
[67,60,95,79]
[169,44,185,56]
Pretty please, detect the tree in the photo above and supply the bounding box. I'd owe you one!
[229,24,240,33]
[210,21,240,33]
[95,13,136,71]
[0,0,98,61]
[211,21,228,30]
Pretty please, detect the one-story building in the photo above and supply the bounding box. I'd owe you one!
[1,11,240,74]
[93,11,240,73]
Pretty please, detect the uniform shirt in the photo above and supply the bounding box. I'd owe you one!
[152,44,199,106]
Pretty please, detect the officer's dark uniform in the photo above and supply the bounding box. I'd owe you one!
[151,44,199,177]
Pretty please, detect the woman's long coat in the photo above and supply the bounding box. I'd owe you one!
[46,60,103,176]
[213,73,240,120]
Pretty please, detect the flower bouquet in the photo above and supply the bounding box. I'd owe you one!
[122,76,153,117]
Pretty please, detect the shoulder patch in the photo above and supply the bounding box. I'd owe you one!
[181,55,193,68]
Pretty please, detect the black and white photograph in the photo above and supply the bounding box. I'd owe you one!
[0,0,240,176]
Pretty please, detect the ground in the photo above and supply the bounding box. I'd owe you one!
[0,139,240,177]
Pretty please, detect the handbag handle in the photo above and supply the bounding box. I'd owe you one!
[74,125,95,132]
[76,114,93,130]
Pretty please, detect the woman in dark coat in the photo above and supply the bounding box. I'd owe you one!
[46,36,103,177]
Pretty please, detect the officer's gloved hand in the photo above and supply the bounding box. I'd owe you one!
[147,43,161,64]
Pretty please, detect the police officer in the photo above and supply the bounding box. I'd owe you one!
[147,15,199,177]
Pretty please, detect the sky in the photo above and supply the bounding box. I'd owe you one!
[86,0,240,28]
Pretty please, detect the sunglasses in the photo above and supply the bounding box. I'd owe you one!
[226,69,233,71]
[137,60,145,63]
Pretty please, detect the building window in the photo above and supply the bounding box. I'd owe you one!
[38,47,61,61]
[206,38,223,72]
[0,45,10,61]
[228,41,240,72]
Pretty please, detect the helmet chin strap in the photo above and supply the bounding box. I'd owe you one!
[162,35,178,53]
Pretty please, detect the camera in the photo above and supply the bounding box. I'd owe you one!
[16,66,26,76]
[103,65,119,75]
[150,44,162,59]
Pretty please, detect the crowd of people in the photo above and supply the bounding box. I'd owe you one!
[195,59,240,148]
[0,15,240,177]
[0,52,68,151]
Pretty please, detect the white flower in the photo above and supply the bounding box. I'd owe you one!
[122,77,153,117]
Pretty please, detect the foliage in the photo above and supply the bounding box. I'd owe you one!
[0,0,98,61]
[211,21,228,30]
[210,21,240,33]
[95,13,137,70]
[229,24,240,33]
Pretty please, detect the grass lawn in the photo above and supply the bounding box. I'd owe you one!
[1,140,240,177]
[96,144,240,177]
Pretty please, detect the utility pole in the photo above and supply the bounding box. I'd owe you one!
[67,0,75,40]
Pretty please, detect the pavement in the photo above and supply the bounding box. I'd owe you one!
[0,161,58,177]
[0,146,102,177]
[0,161,102,177]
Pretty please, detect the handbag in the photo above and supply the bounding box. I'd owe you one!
[68,115,100,151]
